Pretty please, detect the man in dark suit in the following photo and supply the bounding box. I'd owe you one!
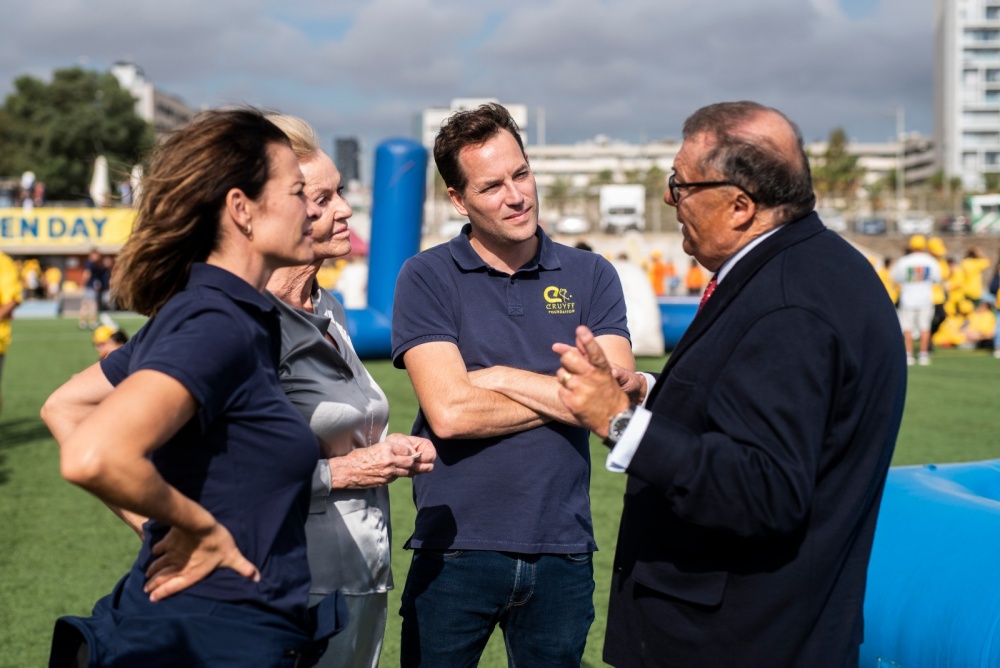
[554,101,907,667]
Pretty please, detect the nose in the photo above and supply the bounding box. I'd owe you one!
[663,187,677,208]
[306,198,322,220]
[339,198,353,220]
[503,181,525,205]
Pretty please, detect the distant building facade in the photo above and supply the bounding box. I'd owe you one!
[935,0,1000,190]
[416,98,530,150]
[110,61,194,136]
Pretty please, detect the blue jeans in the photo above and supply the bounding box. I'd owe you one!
[399,549,595,667]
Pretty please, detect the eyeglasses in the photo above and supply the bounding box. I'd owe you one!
[668,173,757,203]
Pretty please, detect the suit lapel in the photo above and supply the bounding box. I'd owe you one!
[646,214,826,405]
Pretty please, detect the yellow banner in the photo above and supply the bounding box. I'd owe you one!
[0,207,135,251]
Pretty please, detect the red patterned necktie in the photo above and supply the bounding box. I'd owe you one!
[698,274,718,312]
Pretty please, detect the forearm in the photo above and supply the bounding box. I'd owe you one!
[101,501,149,539]
[470,366,579,426]
[424,387,548,439]
[0,300,16,320]
[404,342,548,440]
[66,452,215,535]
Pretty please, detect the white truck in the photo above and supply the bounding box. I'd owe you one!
[599,184,646,233]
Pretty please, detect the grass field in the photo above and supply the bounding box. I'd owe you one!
[1,316,998,667]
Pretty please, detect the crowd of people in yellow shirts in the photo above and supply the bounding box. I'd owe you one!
[876,235,1000,358]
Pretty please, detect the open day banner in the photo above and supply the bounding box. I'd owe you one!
[0,208,135,250]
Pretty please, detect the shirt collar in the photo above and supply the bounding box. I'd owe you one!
[448,223,562,273]
[186,262,278,314]
[715,224,786,285]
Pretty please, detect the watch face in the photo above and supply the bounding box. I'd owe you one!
[606,409,633,444]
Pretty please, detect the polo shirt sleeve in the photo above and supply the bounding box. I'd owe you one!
[132,304,257,431]
[587,256,630,340]
[391,256,458,368]
[99,333,138,385]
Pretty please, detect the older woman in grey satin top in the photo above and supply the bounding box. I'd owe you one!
[265,114,436,668]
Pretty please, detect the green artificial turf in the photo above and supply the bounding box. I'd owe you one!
[0,317,996,666]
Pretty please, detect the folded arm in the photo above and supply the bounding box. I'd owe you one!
[403,341,550,439]
[472,334,636,426]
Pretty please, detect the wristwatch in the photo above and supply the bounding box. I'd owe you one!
[603,407,635,447]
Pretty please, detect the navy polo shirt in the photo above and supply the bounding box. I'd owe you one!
[101,263,319,622]
[392,225,629,553]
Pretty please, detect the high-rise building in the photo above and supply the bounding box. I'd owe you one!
[935,0,1000,190]
[334,137,361,184]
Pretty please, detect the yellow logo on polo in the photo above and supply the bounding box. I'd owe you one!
[543,286,575,314]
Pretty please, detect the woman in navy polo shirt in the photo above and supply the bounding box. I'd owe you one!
[41,108,342,667]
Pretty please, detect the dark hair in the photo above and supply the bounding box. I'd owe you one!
[113,108,290,316]
[110,330,129,345]
[683,101,816,224]
[433,103,526,193]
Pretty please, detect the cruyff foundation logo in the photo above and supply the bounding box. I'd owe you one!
[543,286,576,314]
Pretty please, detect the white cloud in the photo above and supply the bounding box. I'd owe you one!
[0,0,935,152]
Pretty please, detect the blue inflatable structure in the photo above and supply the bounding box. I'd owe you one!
[657,297,699,350]
[860,459,1000,666]
[343,137,426,359]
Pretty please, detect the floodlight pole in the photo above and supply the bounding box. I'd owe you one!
[896,107,906,221]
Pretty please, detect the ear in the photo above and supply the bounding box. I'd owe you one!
[447,186,469,217]
[225,187,253,229]
[729,191,756,229]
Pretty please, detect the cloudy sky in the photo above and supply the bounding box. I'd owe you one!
[1,0,934,154]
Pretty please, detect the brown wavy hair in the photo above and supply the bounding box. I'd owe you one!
[433,102,526,194]
[112,108,289,316]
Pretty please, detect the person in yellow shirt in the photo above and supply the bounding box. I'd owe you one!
[875,256,898,304]
[44,265,62,299]
[92,325,129,360]
[960,246,991,305]
[995,283,1000,359]
[963,301,996,349]
[927,237,949,334]
[932,301,968,349]
[0,251,24,417]
[946,258,966,306]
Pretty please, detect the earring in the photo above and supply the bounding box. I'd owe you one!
[245,223,252,238]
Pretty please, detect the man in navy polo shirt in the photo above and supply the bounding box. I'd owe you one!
[392,103,634,667]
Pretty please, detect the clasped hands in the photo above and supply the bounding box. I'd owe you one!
[333,433,436,489]
[552,326,645,440]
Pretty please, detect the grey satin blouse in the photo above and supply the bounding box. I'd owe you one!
[268,285,392,596]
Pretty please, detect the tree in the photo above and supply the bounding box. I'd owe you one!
[642,165,668,231]
[0,66,154,201]
[983,172,1000,193]
[545,176,571,216]
[812,128,865,209]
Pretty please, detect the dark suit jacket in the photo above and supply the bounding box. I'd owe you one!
[604,214,906,668]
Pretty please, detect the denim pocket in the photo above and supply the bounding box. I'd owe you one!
[561,552,592,564]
